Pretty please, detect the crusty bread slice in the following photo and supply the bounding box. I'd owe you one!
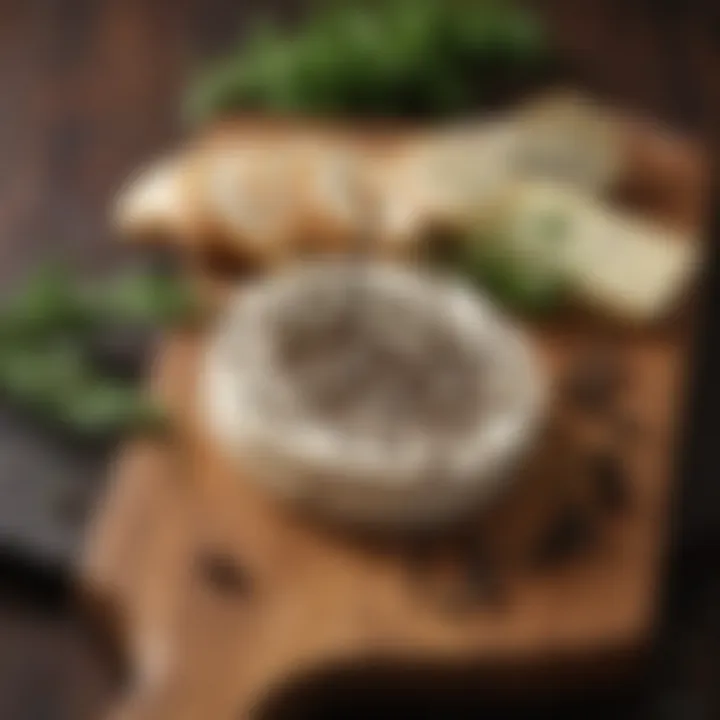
[114,94,629,268]
[113,119,527,268]
[113,156,193,241]
[116,121,427,264]
[116,124,357,264]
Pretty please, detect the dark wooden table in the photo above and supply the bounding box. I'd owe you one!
[0,1,718,718]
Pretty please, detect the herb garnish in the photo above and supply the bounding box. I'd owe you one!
[185,0,550,124]
[0,264,199,440]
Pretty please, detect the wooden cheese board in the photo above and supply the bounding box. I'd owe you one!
[80,117,706,720]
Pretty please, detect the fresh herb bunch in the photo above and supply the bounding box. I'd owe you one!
[0,264,200,441]
[185,0,550,124]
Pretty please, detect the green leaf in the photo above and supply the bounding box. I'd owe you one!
[61,381,166,437]
[98,271,200,327]
[0,264,199,351]
[0,342,90,414]
[184,0,550,120]
[0,340,166,438]
[0,262,96,341]
[0,264,187,441]
[450,220,569,317]
[467,243,566,315]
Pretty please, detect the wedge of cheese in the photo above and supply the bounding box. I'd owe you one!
[511,90,623,194]
[483,183,699,322]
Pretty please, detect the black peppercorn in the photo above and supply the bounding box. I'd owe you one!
[564,350,626,414]
[425,532,506,614]
[197,549,253,597]
[532,503,598,567]
[591,450,630,512]
[464,539,505,608]
[402,531,438,583]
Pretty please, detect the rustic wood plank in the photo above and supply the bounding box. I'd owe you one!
[81,116,706,719]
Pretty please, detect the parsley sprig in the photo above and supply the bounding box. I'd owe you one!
[0,264,200,441]
[185,0,550,124]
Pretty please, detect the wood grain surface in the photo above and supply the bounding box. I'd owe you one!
[0,2,718,720]
[81,115,705,720]
[82,331,681,720]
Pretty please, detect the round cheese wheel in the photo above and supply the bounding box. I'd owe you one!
[200,262,546,529]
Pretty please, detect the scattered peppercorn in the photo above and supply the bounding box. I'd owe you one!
[590,450,630,512]
[563,349,626,413]
[402,532,437,587]
[197,549,253,597]
[532,503,598,568]
[463,538,506,609]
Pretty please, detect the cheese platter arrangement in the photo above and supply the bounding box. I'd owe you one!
[2,1,707,718]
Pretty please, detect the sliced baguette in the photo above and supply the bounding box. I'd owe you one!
[113,96,628,266]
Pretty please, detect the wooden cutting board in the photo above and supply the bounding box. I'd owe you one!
[80,118,706,720]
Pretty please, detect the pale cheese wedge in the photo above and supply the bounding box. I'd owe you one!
[484,183,698,322]
[511,90,623,194]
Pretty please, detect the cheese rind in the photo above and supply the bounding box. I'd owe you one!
[201,263,546,528]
